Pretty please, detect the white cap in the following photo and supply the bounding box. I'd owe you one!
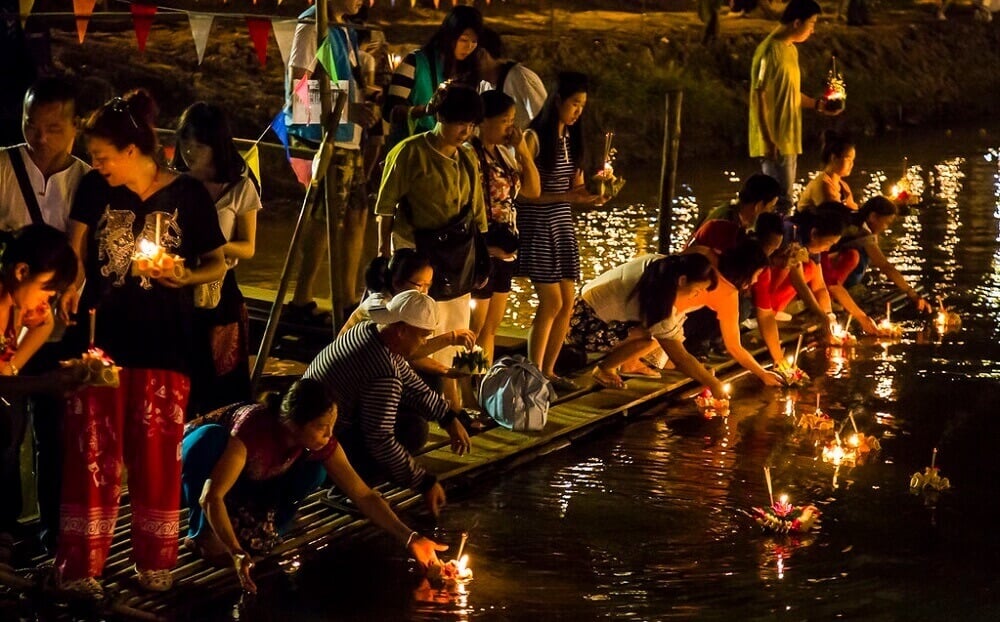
[368,289,439,331]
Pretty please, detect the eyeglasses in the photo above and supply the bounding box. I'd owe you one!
[108,97,139,129]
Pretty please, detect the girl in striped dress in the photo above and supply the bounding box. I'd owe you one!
[518,72,601,392]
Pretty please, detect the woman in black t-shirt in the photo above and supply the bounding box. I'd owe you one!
[56,90,226,598]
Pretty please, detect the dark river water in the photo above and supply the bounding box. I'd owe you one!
[228,127,1000,621]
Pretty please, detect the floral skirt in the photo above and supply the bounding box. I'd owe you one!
[566,299,639,353]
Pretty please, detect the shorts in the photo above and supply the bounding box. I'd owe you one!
[290,141,365,221]
[566,299,638,354]
[430,294,472,367]
[472,257,516,299]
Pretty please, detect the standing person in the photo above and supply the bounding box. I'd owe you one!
[0,77,90,553]
[467,90,540,363]
[0,225,78,556]
[749,0,839,213]
[375,84,486,413]
[383,5,483,149]
[797,130,858,212]
[284,0,380,324]
[173,102,261,416]
[0,78,90,231]
[181,379,446,594]
[474,28,548,130]
[56,91,227,597]
[518,72,601,393]
[823,196,932,312]
[304,290,471,518]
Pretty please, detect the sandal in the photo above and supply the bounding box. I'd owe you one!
[56,575,104,600]
[619,363,661,378]
[546,375,580,393]
[591,367,626,389]
[135,566,174,592]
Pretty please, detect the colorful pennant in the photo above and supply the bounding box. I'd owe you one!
[271,110,290,159]
[73,0,96,44]
[289,157,313,188]
[131,4,157,53]
[18,0,34,27]
[241,145,261,189]
[315,39,337,81]
[188,13,213,65]
[293,72,311,111]
[271,19,297,66]
[246,17,271,67]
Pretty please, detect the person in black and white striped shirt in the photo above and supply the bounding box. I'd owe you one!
[304,290,471,516]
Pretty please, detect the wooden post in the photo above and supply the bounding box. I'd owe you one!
[325,89,349,335]
[657,90,682,254]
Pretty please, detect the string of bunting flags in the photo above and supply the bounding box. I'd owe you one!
[19,0,494,63]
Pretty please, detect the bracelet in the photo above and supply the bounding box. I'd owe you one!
[405,531,419,550]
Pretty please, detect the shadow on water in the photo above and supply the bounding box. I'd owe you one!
[211,128,1000,621]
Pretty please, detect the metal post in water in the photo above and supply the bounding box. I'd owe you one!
[657,90,683,254]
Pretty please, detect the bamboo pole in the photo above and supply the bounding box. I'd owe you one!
[657,90,683,254]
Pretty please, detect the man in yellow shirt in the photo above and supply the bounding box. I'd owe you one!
[749,0,839,213]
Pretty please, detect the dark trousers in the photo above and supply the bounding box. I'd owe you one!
[337,409,430,487]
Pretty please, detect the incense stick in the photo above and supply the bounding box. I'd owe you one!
[764,467,774,507]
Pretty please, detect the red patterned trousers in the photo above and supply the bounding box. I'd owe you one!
[56,368,190,581]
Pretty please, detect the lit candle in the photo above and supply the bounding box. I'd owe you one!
[89,308,96,349]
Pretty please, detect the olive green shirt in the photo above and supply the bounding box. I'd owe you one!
[749,31,802,158]
[375,132,487,246]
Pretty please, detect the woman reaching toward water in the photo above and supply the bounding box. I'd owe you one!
[567,253,725,394]
[181,379,446,594]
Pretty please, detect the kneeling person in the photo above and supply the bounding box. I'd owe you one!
[304,290,471,517]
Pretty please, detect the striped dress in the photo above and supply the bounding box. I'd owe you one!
[516,134,581,283]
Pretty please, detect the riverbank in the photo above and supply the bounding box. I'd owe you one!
[33,1,1000,206]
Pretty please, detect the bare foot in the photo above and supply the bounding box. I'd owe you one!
[619,362,661,378]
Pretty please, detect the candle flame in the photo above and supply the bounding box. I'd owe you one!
[137,238,159,255]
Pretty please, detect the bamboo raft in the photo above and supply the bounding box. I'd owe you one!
[0,285,914,620]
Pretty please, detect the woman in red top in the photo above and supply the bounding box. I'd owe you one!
[57,90,227,597]
[0,224,78,544]
[181,379,447,593]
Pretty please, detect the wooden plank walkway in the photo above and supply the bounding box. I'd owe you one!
[1,285,912,620]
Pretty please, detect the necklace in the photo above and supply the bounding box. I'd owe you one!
[137,165,160,199]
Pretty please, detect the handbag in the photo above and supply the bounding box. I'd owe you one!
[410,202,490,301]
[193,279,223,309]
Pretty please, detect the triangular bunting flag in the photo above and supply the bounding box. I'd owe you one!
[315,39,338,81]
[19,0,34,28]
[73,0,96,44]
[293,72,311,111]
[271,110,290,159]
[131,4,157,53]
[246,18,271,68]
[241,145,261,189]
[289,157,313,188]
[188,14,213,65]
[271,19,297,66]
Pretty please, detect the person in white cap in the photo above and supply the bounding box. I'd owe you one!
[304,290,471,516]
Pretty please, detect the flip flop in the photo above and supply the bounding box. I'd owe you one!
[592,367,626,389]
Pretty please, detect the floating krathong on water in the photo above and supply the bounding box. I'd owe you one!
[910,448,951,492]
[694,384,731,418]
[751,468,820,534]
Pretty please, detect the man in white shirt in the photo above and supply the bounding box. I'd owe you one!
[475,28,547,130]
[0,77,90,232]
[0,77,89,554]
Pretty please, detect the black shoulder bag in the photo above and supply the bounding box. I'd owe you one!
[403,150,490,301]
